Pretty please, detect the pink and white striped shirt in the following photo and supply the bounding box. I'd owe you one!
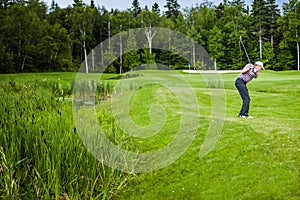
[238,64,259,83]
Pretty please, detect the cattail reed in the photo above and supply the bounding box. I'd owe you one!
[0,76,131,199]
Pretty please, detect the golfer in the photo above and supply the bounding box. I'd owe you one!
[235,61,264,118]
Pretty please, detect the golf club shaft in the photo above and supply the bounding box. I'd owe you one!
[240,36,251,63]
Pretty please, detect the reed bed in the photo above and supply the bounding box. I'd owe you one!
[0,79,131,199]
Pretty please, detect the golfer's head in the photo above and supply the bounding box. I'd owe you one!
[254,61,264,70]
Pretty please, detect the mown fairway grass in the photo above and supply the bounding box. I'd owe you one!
[0,70,299,199]
[117,70,300,199]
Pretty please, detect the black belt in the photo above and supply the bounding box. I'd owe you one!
[237,77,246,84]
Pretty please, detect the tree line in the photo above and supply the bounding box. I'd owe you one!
[0,0,299,73]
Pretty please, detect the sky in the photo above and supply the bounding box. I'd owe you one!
[45,0,287,10]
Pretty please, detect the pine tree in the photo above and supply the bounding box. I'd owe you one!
[50,0,57,11]
[229,0,248,14]
[164,0,181,19]
[208,26,226,69]
[265,0,280,51]
[132,0,141,17]
[277,0,300,70]
[152,2,160,14]
[73,0,83,7]
[0,0,10,9]
[251,0,269,60]
[141,48,156,69]
[90,0,95,8]
[215,2,226,19]
[123,30,141,71]
[262,42,275,69]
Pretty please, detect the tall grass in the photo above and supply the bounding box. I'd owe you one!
[0,79,131,199]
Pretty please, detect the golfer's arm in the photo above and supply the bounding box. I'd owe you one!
[241,64,252,74]
[254,73,259,78]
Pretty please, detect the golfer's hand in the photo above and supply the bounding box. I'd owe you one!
[242,64,253,74]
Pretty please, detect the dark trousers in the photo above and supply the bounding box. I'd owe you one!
[235,78,250,116]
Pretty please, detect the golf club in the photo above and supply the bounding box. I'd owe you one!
[240,36,251,64]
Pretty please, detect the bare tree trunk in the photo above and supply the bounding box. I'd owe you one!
[92,49,94,71]
[80,29,89,74]
[18,39,21,57]
[99,27,103,68]
[297,41,299,71]
[101,43,104,67]
[21,57,26,71]
[69,43,73,63]
[214,59,217,71]
[108,21,111,51]
[83,40,88,73]
[192,42,196,70]
[168,29,171,67]
[296,30,299,71]
[144,24,156,55]
[119,33,123,74]
[259,35,262,60]
[259,23,262,60]
[271,35,274,52]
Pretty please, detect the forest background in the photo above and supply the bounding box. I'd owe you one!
[0,0,299,73]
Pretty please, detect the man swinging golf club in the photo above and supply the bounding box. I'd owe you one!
[235,61,264,118]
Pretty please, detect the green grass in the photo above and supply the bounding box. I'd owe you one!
[0,74,130,199]
[0,70,299,199]
[115,70,300,199]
